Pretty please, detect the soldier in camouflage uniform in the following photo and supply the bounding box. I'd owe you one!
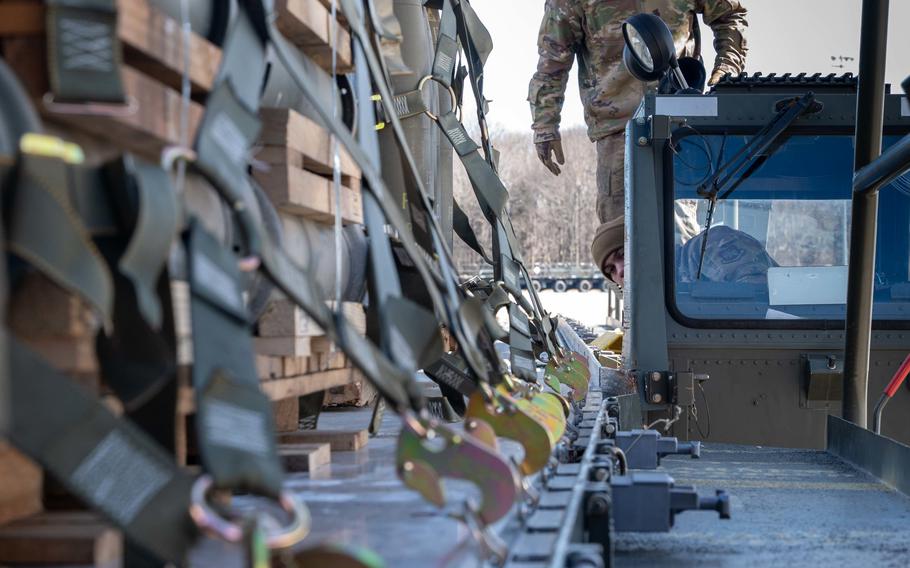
[528,0,748,276]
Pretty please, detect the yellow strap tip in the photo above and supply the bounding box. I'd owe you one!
[19,133,84,164]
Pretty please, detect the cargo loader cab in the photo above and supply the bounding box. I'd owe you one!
[623,74,910,448]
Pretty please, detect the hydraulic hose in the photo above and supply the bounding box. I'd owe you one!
[872,352,910,434]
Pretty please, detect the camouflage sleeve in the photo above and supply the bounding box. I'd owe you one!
[528,0,582,143]
[696,0,748,81]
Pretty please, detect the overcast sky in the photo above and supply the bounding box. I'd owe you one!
[467,0,910,133]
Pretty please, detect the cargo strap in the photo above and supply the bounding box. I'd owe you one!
[183,0,427,415]
[340,0,522,387]
[2,143,196,563]
[7,335,197,563]
[44,0,128,107]
[429,0,570,367]
[185,221,285,497]
[7,146,114,329]
[453,198,493,265]
[267,0,507,391]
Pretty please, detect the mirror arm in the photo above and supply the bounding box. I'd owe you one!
[670,59,690,90]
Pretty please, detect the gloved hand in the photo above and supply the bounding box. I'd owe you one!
[709,69,727,86]
[536,138,565,176]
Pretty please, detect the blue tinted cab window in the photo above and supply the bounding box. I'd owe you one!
[672,133,910,322]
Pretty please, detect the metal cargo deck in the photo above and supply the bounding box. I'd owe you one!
[616,444,910,567]
[279,407,910,567]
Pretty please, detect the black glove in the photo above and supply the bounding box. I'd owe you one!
[535,138,565,176]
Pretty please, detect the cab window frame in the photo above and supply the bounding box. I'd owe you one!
[662,125,910,330]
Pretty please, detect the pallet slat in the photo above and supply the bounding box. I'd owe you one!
[256,162,363,224]
[0,512,122,568]
[278,443,331,472]
[275,0,353,73]
[279,429,368,452]
[258,108,360,179]
[260,368,358,401]
[258,299,365,338]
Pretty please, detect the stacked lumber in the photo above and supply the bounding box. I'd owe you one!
[274,0,354,73]
[253,5,373,412]
[254,301,368,405]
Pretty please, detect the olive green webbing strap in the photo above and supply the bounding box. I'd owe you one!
[69,155,181,428]
[112,159,179,330]
[413,1,545,376]
[439,0,567,361]
[7,335,196,563]
[431,0,458,83]
[351,43,444,373]
[337,0,523,389]
[265,5,503,389]
[453,198,493,265]
[182,3,291,498]
[7,151,114,329]
[4,150,198,563]
[435,110,539,378]
[45,0,125,104]
[185,221,285,496]
[183,1,424,414]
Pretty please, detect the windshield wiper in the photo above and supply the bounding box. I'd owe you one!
[694,92,819,279]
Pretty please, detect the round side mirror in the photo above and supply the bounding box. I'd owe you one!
[622,13,677,82]
[622,45,664,82]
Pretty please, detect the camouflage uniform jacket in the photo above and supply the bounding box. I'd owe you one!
[529,0,747,142]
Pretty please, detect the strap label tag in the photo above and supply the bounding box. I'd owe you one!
[509,311,530,336]
[71,431,172,526]
[211,114,250,165]
[193,253,245,314]
[59,17,115,73]
[202,399,271,457]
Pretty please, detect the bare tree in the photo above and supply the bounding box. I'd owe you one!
[453,127,598,274]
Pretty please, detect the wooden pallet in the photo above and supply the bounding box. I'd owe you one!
[255,108,363,225]
[279,428,369,452]
[275,0,354,74]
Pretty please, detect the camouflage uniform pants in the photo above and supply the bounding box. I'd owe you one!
[595,131,701,244]
[595,132,625,225]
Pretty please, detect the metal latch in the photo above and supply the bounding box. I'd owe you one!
[641,370,709,407]
[802,354,843,408]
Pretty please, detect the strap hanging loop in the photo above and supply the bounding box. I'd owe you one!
[42,92,138,117]
[417,74,458,122]
[189,475,311,550]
